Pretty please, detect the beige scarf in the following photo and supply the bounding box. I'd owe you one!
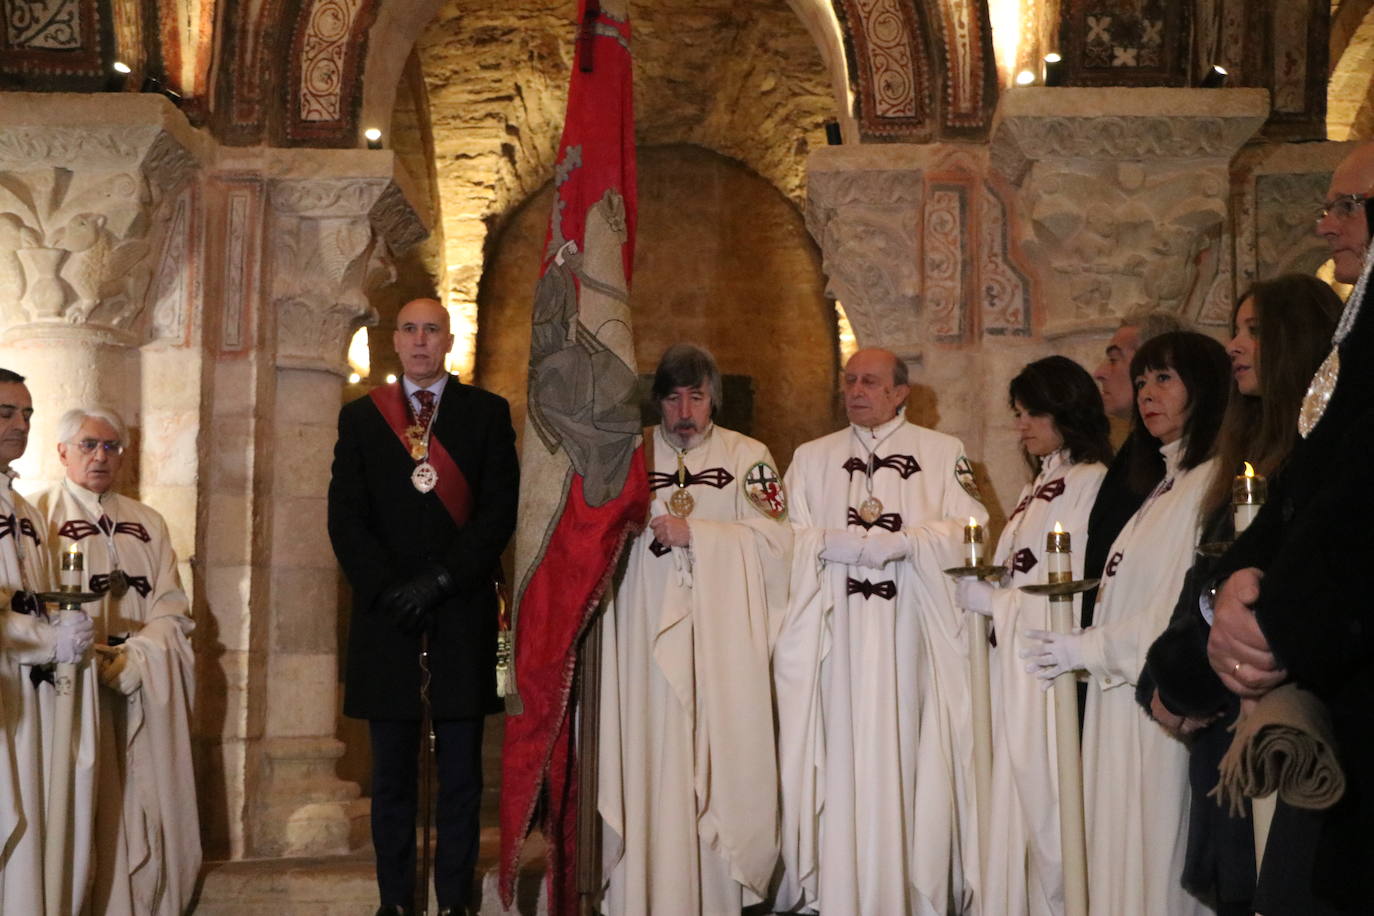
[1213,683,1345,816]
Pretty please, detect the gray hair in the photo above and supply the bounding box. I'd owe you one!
[56,407,128,446]
[1121,308,1189,345]
[891,354,910,388]
[651,343,723,412]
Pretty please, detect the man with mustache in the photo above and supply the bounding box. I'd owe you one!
[774,347,988,915]
[0,368,96,913]
[597,343,791,915]
[35,407,199,915]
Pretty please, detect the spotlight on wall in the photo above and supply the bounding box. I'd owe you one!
[348,372,362,385]
[364,127,383,150]
[385,373,398,385]
[1200,64,1228,89]
[140,75,182,106]
[1015,69,1036,87]
[1043,52,1065,87]
[105,60,132,92]
[823,120,843,146]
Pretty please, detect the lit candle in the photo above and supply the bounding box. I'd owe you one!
[60,542,83,592]
[1046,521,1072,585]
[964,516,984,567]
[1233,461,1267,536]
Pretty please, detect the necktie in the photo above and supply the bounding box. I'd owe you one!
[414,389,436,428]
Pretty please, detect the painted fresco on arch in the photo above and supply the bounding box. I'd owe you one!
[1060,0,1190,86]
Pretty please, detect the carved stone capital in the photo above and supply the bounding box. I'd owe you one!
[990,89,1270,336]
[990,87,1270,185]
[807,167,925,358]
[267,176,410,374]
[0,95,202,338]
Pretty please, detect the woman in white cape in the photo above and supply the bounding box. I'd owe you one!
[1024,331,1232,916]
[957,356,1111,915]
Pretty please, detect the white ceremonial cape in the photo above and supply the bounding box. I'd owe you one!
[598,424,791,915]
[0,476,99,915]
[37,480,200,916]
[1079,440,1212,916]
[982,451,1105,916]
[775,414,988,915]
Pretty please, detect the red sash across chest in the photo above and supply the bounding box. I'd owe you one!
[369,382,473,528]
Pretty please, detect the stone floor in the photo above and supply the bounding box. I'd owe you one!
[193,717,550,915]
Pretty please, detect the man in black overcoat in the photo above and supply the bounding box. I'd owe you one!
[328,297,518,916]
[1206,142,1374,913]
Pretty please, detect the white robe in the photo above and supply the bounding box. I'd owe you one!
[776,415,988,915]
[598,424,791,915]
[37,480,200,916]
[0,475,99,915]
[982,452,1105,916]
[1079,440,1212,916]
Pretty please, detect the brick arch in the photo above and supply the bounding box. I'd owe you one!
[1330,1,1374,139]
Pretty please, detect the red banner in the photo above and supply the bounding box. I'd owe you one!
[498,2,647,912]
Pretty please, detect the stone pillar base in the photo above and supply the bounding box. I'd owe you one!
[256,737,362,857]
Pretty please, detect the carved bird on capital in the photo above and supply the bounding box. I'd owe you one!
[51,213,150,323]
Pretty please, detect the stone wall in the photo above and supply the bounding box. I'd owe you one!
[477,144,839,470]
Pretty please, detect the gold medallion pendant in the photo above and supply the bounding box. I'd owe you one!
[668,487,695,518]
[108,568,130,599]
[406,424,428,460]
[411,461,439,493]
[858,495,884,524]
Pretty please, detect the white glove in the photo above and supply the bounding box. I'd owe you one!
[1021,628,1086,688]
[955,577,994,617]
[858,530,909,568]
[819,530,866,566]
[94,645,142,695]
[53,612,94,664]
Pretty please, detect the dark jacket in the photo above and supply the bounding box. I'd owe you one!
[1081,435,1163,628]
[1208,292,1374,912]
[328,377,519,720]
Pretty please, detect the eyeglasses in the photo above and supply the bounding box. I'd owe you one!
[1317,193,1371,221]
[73,439,124,456]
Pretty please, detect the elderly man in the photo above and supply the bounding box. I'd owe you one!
[597,343,791,915]
[775,347,987,915]
[1080,308,1186,629]
[329,297,517,916]
[1205,142,1374,913]
[0,370,95,914]
[35,406,199,915]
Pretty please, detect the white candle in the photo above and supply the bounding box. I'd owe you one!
[1233,461,1267,536]
[963,516,984,567]
[60,543,82,591]
[1046,521,1071,583]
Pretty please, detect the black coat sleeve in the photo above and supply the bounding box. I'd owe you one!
[327,402,397,613]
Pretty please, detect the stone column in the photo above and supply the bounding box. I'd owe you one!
[247,167,425,857]
[0,94,202,490]
[989,87,1270,340]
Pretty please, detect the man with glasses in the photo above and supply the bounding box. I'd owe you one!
[0,373,96,914]
[1202,144,1374,912]
[36,406,199,916]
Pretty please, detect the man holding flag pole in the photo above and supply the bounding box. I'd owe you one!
[498,1,649,914]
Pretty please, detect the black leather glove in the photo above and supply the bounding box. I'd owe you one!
[374,564,456,636]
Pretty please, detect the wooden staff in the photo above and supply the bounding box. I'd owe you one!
[415,631,436,916]
[575,612,603,916]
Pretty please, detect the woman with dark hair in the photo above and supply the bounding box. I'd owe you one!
[955,355,1111,914]
[1137,275,1341,915]
[1023,331,1230,916]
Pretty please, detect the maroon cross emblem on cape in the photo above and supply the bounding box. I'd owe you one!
[1105,550,1124,578]
[1010,547,1038,574]
[647,467,735,491]
[842,454,921,479]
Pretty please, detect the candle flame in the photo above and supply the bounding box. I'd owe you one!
[968,516,979,527]
[1243,461,1255,478]
[1053,521,1064,534]
[66,542,79,554]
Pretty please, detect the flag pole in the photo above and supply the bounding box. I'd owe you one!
[575,614,604,916]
